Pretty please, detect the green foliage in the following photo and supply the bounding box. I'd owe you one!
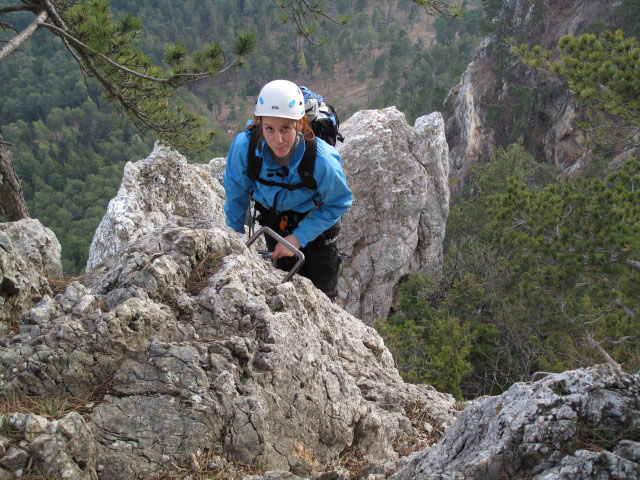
[513,29,640,151]
[390,141,639,399]
[370,6,483,123]
[446,142,556,242]
[55,0,256,154]
[375,274,475,399]
[480,0,502,33]
[491,156,640,372]
[614,0,640,38]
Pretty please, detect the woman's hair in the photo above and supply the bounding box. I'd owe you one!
[253,116,315,140]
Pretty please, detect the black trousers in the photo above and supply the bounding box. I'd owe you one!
[262,218,342,299]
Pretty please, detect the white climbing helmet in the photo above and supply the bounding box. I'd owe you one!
[254,79,305,120]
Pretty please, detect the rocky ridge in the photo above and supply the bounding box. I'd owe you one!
[2,103,638,479]
[390,364,640,479]
[87,107,450,325]
[0,216,457,480]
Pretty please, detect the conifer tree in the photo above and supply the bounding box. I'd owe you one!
[0,0,257,219]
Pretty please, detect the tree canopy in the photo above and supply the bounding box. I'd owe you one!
[1,0,256,153]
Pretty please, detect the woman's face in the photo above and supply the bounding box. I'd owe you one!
[261,116,298,158]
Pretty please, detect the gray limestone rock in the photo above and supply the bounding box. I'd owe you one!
[86,110,450,326]
[0,219,62,277]
[336,108,449,324]
[0,412,97,480]
[86,142,226,270]
[0,220,58,328]
[389,364,640,479]
[1,217,457,480]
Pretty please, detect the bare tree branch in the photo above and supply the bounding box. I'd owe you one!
[41,0,69,29]
[0,5,35,15]
[0,10,47,62]
[583,326,623,375]
[613,299,637,318]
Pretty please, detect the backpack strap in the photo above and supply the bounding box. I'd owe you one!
[246,125,262,182]
[298,139,317,190]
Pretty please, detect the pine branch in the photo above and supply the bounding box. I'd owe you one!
[0,10,47,62]
[39,22,237,85]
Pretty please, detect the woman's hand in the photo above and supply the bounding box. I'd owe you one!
[271,234,301,259]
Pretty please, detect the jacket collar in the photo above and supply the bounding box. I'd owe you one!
[260,134,306,170]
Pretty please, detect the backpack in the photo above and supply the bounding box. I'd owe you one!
[300,86,344,147]
[246,86,342,192]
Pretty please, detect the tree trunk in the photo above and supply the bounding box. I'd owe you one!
[0,139,30,221]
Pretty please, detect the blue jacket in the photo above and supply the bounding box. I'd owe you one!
[224,130,352,247]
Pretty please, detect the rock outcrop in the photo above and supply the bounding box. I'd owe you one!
[390,364,640,479]
[87,109,450,325]
[86,143,226,270]
[446,0,621,183]
[1,217,457,480]
[0,219,61,331]
[337,108,449,324]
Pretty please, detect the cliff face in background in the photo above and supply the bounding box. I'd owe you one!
[445,0,620,184]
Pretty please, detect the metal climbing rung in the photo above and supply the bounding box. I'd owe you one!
[246,226,305,284]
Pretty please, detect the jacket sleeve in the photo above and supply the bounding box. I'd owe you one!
[223,133,254,233]
[293,143,352,247]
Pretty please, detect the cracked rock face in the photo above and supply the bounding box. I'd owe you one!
[0,218,457,480]
[336,108,449,325]
[0,412,97,480]
[86,109,450,326]
[0,219,60,330]
[389,365,640,480]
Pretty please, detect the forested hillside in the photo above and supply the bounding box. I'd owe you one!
[377,0,640,399]
[0,0,483,272]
